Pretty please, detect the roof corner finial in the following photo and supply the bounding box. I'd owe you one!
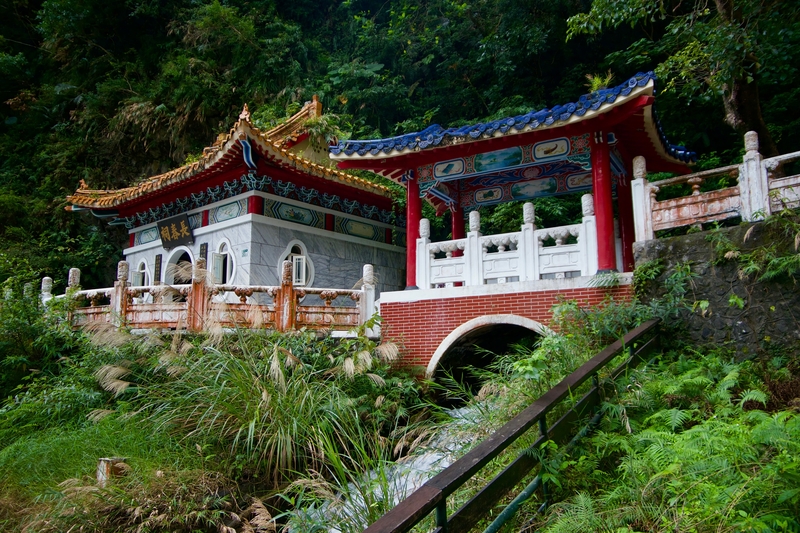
[79,179,89,190]
[239,103,251,121]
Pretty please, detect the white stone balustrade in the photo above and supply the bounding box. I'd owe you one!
[632,131,800,241]
[416,198,608,288]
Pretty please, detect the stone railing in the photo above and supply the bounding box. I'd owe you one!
[416,197,620,288]
[42,260,378,335]
[632,131,800,240]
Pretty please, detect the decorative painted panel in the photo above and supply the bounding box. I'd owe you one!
[334,217,386,243]
[136,227,159,245]
[188,213,202,230]
[125,173,398,229]
[210,199,246,224]
[264,199,324,228]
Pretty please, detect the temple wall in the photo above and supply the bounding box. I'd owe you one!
[247,217,405,295]
[123,214,405,300]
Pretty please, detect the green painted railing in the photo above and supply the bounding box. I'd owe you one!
[365,318,661,533]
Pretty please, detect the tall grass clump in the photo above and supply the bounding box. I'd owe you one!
[141,329,420,486]
[0,290,427,533]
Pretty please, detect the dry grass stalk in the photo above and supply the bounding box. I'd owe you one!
[375,342,399,362]
[366,373,385,387]
[269,348,286,393]
[343,357,355,378]
[95,363,133,396]
[86,409,115,423]
[84,321,132,348]
[356,350,373,371]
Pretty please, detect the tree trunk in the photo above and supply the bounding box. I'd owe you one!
[714,1,779,157]
[721,77,778,156]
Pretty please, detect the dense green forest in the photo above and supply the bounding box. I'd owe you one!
[1,0,799,288]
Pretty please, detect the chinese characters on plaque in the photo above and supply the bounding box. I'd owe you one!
[156,214,194,249]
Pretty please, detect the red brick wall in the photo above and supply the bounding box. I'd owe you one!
[381,285,633,370]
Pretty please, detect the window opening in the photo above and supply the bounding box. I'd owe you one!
[212,243,233,284]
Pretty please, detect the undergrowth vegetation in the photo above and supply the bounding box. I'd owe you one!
[0,292,426,532]
[2,229,799,532]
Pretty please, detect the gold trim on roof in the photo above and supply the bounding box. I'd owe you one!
[67,98,391,210]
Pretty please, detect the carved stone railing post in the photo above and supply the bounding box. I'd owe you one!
[520,202,537,281]
[630,156,655,241]
[466,210,483,285]
[41,277,53,303]
[187,258,209,332]
[275,260,296,332]
[360,264,378,336]
[739,131,770,221]
[112,261,129,327]
[68,268,81,290]
[581,193,599,275]
[416,218,431,289]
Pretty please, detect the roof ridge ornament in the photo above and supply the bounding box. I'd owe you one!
[239,103,251,121]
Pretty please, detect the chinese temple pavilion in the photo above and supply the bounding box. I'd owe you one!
[66,98,406,296]
[330,72,695,288]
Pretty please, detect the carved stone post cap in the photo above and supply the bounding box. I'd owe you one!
[117,261,129,282]
[744,131,759,153]
[419,218,430,238]
[469,210,481,232]
[523,202,535,224]
[281,260,293,284]
[362,264,375,285]
[41,277,53,294]
[633,156,647,180]
[581,193,595,217]
[68,268,81,288]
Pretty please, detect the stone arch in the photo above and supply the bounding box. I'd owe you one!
[426,314,551,378]
[165,246,194,285]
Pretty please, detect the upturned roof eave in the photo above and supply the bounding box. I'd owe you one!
[330,72,695,172]
[67,101,393,212]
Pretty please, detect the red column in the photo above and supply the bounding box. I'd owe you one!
[591,131,618,272]
[616,173,635,272]
[247,194,264,215]
[450,201,464,258]
[451,202,465,240]
[406,173,422,288]
[129,232,135,248]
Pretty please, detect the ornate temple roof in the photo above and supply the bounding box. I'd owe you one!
[67,98,392,213]
[330,72,695,176]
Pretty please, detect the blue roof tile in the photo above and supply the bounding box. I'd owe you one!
[331,71,695,164]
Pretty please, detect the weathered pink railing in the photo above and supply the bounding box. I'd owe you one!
[632,131,800,239]
[42,260,377,334]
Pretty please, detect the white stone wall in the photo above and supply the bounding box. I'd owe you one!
[123,193,405,301]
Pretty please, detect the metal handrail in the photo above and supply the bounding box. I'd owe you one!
[364,318,661,533]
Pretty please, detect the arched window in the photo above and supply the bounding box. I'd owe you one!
[165,249,193,284]
[212,242,234,284]
[132,261,149,286]
[279,240,314,287]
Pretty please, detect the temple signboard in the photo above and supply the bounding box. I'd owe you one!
[157,214,194,249]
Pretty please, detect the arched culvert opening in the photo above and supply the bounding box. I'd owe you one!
[427,315,549,405]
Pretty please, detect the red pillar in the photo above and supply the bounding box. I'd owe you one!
[450,201,464,259]
[247,194,264,215]
[591,131,618,272]
[451,202,465,240]
[406,173,422,288]
[616,173,635,272]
